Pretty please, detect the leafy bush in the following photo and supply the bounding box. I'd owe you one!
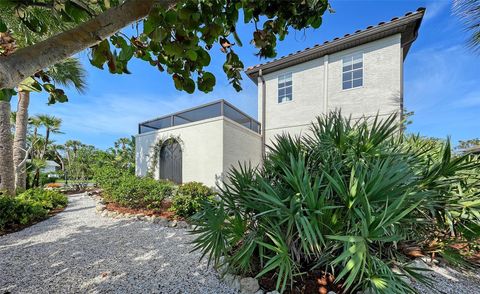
[93,165,174,210]
[1,188,68,232]
[17,189,68,210]
[192,112,480,293]
[39,173,57,186]
[170,182,215,218]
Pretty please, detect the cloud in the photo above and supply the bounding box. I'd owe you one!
[455,90,480,108]
[26,85,258,146]
[404,44,474,112]
[423,1,450,22]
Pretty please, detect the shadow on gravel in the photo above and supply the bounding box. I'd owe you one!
[0,197,229,294]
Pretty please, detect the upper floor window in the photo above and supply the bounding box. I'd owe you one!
[342,53,363,90]
[278,73,292,103]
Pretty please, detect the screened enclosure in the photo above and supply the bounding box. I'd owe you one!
[138,99,261,134]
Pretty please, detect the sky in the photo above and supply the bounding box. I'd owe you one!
[19,0,480,150]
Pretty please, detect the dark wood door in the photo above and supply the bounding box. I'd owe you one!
[159,141,182,184]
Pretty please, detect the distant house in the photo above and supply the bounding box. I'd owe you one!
[135,8,425,187]
[43,160,60,175]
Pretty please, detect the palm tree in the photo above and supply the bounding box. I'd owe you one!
[454,0,480,53]
[1,3,87,193]
[29,115,62,187]
[13,59,86,191]
[12,90,30,191]
[37,114,63,159]
[0,31,17,195]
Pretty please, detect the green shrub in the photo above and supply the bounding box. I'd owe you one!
[170,182,215,218]
[0,196,48,231]
[192,111,480,293]
[93,165,174,210]
[17,189,68,210]
[13,198,49,225]
[1,189,68,232]
[39,173,57,186]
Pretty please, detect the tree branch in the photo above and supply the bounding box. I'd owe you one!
[0,0,178,89]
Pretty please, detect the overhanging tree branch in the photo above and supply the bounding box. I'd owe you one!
[0,0,178,89]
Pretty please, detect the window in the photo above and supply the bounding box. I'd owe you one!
[342,53,363,90]
[278,73,292,103]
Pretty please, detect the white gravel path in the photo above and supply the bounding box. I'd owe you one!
[0,193,236,294]
[1,193,479,294]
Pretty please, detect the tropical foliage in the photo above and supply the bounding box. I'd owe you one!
[192,111,480,293]
[170,182,215,218]
[93,164,174,210]
[454,0,480,53]
[0,0,331,92]
[0,188,67,233]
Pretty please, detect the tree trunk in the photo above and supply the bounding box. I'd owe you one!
[0,100,15,195]
[42,128,50,159]
[13,91,30,192]
[0,0,178,90]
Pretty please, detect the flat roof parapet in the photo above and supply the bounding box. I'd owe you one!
[138,99,261,134]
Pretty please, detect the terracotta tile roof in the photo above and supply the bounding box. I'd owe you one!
[246,7,426,82]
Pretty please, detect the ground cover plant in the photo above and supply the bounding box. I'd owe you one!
[0,188,67,234]
[192,111,480,293]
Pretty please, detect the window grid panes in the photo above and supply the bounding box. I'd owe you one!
[342,53,363,90]
[278,73,292,103]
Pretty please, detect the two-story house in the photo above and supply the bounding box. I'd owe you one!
[135,8,425,187]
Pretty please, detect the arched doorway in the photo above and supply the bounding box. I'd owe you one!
[159,140,182,184]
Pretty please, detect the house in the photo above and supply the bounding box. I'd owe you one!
[27,159,61,177]
[43,160,60,174]
[135,8,425,187]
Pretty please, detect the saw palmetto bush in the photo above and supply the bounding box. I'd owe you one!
[191,111,480,293]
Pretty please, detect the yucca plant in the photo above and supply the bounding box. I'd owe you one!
[191,111,480,293]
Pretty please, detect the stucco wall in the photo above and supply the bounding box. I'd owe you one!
[259,57,326,145]
[223,118,262,183]
[135,117,262,188]
[135,117,224,187]
[259,34,402,145]
[326,34,402,116]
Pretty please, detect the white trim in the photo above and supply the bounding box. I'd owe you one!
[341,51,364,91]
[277,72,293,103]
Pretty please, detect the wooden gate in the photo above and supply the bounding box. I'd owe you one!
[159,140,182,184]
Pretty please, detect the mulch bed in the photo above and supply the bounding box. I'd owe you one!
[0,206,66,236]
[104,200,181,220]
[258,270,344,294]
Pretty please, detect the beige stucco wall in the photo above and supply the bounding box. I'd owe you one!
[223,118,263,182]
[259,34,402,145]
[135,117,262,188]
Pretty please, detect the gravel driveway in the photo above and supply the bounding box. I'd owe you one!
[0,193,236,294]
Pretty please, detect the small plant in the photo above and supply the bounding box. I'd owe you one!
[170,182,215,218]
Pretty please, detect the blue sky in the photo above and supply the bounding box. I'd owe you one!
[21,0,479,149]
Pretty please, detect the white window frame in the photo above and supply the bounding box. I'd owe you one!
[342,52,363,90]
[277,72,293,103]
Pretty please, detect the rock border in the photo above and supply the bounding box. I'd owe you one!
[89,192,190,230]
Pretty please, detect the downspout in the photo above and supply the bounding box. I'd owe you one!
[259,69,266,160]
